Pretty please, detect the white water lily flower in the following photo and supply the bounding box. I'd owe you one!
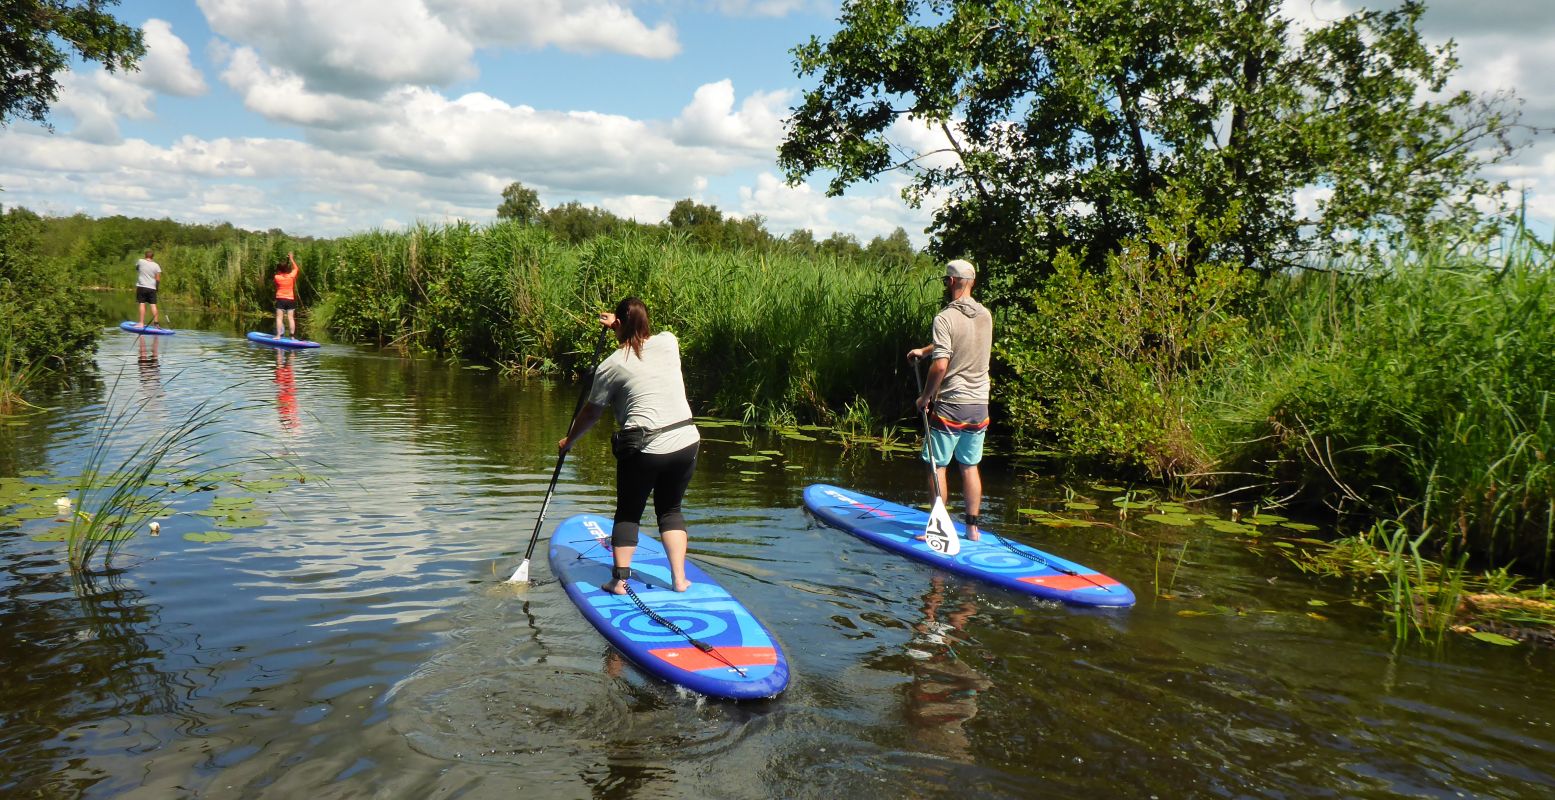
[55,497,72,512]
[149,521,161,536]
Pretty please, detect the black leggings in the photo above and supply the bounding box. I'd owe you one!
[612,441,698,548]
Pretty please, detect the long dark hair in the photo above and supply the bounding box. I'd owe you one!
[275,259,294,275]
[615,297,651,359]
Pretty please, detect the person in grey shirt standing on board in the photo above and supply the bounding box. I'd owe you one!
[907,259,993,540]
[135,250,162,328]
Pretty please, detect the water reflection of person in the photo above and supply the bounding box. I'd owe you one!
[904,575,991,763]
[274,349,301,434]
[136,335,161,391]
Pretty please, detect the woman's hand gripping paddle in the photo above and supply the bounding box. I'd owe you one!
[913,356,961,557]
[507,331,607,583]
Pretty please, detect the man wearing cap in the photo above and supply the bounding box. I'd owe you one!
[907,258,993,540]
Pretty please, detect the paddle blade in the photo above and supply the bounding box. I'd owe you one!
[923,497,961,556]
[506,558,532,583]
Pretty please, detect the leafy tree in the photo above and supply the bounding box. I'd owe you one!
[865,227,917,268]
[497,181,542,224]
[819,231,863,260]
[780,0,1520,288]
[0,0,145,127]
[540,201,627,244]
[667,198,724,230]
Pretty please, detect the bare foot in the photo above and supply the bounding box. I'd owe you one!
[600,579,628,595]
[673,579,692,592]
[967,527,981,542]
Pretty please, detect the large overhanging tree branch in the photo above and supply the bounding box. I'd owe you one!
[779,0,1522,292]
[0,0,145,128]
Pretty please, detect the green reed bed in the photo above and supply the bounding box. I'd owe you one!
[320,223,939,422]
[1198,230,1555,575]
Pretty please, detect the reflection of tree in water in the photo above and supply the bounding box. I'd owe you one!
[903,575,992,763]
[0,556,184,796]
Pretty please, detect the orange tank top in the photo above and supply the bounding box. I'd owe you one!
[274,270,298,300]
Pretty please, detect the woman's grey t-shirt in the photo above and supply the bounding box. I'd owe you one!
[587,332,700,454]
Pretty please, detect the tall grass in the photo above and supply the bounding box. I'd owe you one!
[1199,227,1555,574]
[156,221,939,422]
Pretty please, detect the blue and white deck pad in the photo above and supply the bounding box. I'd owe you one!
[804,484,1135,607]
[548,514,789,700]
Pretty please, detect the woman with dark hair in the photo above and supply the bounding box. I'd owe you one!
[558,297,701,594]
[273,252,302,339]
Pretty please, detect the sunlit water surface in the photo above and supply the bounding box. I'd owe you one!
[1,299,1552,799]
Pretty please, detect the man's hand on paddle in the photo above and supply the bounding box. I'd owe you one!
[906,345,931,363]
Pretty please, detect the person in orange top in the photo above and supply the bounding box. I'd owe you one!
[273,252,301,339]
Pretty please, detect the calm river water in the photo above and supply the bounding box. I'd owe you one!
[1,299,1552,799]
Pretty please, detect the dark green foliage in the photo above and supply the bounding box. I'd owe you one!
[781,0,1518,292]
[1000,196,1256,476]
[0,0,144,127]
[0,206,98,366]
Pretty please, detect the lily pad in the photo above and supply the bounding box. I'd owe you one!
[757,450,784,456]
[1155,503,1189,514]
[729,455,771,463]
[213,511,270,529]
[784,465,803,470]
[1017,508,1052,517]
[234,480,288,492]
[1176,609,1210,617]
[1090,484,1125,492]
[1280,522,1320,532]
[31,527,70,542]
[1469,631,1520,646]
[1143,513,1196,527]
[1064,501,1099,511]
[1207,521,1258,535]
[19,470,50,478]
[1248,514,1288,525]
[739,470,762,475]
[782,433,817,441]
[184,531,235,543]
[1271,541,1296,549]
[1039,517,1095,528]
[209,497,256,509]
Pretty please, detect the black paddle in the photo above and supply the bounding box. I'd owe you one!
[507,330,608,583]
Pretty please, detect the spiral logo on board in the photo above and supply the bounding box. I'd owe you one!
[958,549,1032,574]
[613,608,729,642]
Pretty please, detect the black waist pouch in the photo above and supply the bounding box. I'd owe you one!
[611,418,694,459]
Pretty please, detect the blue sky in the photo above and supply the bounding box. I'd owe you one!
[1,1,1551,245]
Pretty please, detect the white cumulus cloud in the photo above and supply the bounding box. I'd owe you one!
[130,19,208,97]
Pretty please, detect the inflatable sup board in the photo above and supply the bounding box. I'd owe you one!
[247,332,320,349]
[120,321,175,335]
[804,484,1134,607]
[549,514,789,700]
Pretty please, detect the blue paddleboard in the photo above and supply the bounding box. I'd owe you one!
[247,332,321,349]
[120,321,175,335]
[549,514,789,700]
[804,484,1135,607]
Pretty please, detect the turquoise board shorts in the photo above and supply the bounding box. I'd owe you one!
[922,426,985,467]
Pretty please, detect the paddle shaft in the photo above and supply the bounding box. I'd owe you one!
[518,331,606,563]
[912,358,945,501]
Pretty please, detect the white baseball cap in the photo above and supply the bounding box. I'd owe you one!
[946,259,976,279]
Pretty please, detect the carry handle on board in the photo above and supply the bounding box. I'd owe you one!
[507,330,608,583]
[912,356,960,556]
